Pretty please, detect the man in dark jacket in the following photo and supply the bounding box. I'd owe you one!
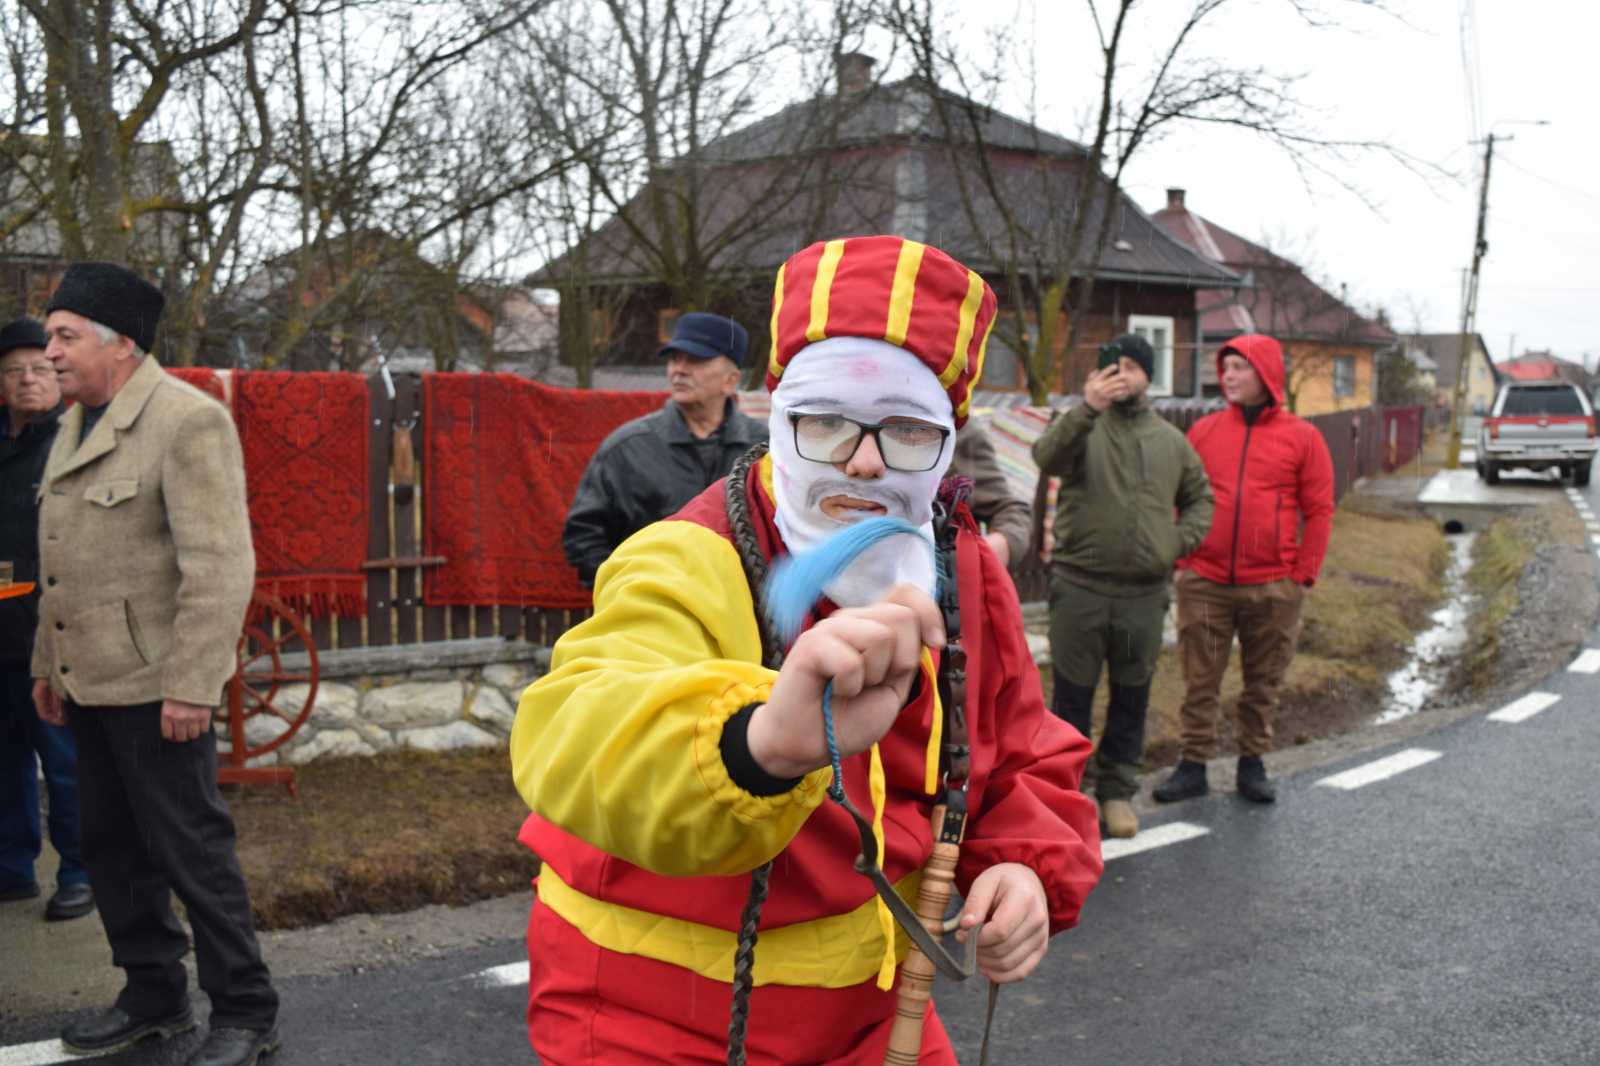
[952,421,1031,568]
[0,318,91,920]
[1032,334,1212,838]
[562,312,768,587]
[1154,333,1334,805]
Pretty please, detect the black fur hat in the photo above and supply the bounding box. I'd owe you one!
[0,318,47,360]
[46,262,165,353]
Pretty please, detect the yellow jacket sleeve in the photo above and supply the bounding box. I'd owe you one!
[510,520,832,877]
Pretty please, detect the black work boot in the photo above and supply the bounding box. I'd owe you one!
[1152,760,1209,804]
[62,1005,196,1054]
[1236,755,1277,804]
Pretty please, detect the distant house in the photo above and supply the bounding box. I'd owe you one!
[0,136,185,320]
[1150,189,1396,416]
[533,54,1238,401]
[1401,333,1499,415]
[1498,351,1588,388]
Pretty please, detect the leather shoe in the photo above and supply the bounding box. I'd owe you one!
[62,1005,196,1054]
[0,880,40,902]
[1152,759,1209,804]
[186,1024,281,1066]
[1100,798,1139,839]
[45,881,95,921]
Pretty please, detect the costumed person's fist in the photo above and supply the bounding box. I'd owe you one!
[954,863,1050,983]
[32,679,63,725]
[1083,365,1131,412]
[748,584,944,779]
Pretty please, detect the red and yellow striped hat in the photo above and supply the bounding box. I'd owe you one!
[767,235,997,427]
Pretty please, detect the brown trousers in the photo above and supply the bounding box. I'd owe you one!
[1175,570,1305,761]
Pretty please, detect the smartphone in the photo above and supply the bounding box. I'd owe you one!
[1096,344,1122,371]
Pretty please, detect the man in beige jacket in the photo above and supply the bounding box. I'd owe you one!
[30,262,280,1066]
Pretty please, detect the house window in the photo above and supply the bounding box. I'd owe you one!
[1127,315,1174,396]
[1334,355,1356,397]
[658,309,681,343]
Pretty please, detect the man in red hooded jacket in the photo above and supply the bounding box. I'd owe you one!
[1153,334,1334,805]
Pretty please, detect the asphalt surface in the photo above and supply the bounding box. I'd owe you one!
[4,469,1598,1065]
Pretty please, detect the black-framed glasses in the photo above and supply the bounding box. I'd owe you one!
[787,411,950,472]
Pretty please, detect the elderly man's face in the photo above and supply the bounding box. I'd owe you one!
[45,310,135,406]
[0,345,59,416]
[666,351,740,410]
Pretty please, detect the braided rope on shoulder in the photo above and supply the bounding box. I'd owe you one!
[724,441,780,1066]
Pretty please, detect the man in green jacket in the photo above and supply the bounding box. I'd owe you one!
[1032,334,1213,838]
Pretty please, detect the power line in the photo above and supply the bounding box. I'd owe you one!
[1497,154,1600,205]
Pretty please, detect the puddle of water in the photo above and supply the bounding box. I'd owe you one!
[1376,532,1477,725]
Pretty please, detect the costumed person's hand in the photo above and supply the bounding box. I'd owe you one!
[748,584,944,779]
[33,679,64,726]
[161,698,213,743]
[1083,365,1130,412]
[983,531,1011,567]
[954,862,1050,983]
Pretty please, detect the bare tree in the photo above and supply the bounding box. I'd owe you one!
[880,0,1427,403]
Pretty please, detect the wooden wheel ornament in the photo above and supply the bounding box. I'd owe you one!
[218,591,320,794]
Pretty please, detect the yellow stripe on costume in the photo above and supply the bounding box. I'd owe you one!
[536,865,921,989]
[956,310,997,420]
[940,270,987,388]
[868,742,897,989]
[921,649,942,796]
[807,239,847,342]
[768,262,787,379]
[884,241,926,347]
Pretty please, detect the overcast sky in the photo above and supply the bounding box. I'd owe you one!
[891,0,1595,365]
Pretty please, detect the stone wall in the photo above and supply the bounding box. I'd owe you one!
[217,639,549,767]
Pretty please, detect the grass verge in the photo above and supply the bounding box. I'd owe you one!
[1454,509,1536,691]
[1048,490,1450,768]
[230,746,535,930]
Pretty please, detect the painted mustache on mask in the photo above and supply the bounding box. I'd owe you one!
[805,478,912,517]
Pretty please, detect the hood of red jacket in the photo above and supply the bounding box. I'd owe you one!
[1218,333,1286,409]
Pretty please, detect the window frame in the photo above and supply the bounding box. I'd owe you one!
[1126,314,1176,397]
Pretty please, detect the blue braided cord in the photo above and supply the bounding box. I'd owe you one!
[821,681,844,801]
[763,516,933,644]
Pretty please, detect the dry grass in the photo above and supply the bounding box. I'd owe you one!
[1050,494,1449,767]
[229,747,536,930]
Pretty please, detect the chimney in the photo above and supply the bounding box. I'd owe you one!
[836,52,876,96]
[1166,188,1186,211]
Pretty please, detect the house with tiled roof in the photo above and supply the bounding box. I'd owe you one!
[1150,188,1397,416]
[532,55,1238,401]
[1401,333,1499,416]
[1498,351,1588,387]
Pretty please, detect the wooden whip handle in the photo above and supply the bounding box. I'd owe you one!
[883,817,961,1065]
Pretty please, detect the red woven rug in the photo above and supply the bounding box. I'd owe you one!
[234,371,369,616]
[424,374,666,609]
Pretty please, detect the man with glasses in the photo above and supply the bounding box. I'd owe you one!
[1032,334,1213,839]
[0,318,92,922]
[511,236,1100,1063]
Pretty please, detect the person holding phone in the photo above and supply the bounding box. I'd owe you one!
[1031,334,1213,838]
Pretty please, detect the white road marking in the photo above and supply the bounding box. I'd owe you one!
[1101,821,1209,861]
[0,1038,109,1066]
[1316,748,1441,790]
[472,960,530,987]
[1569,650,1600,674]
[1488,691,1562,724]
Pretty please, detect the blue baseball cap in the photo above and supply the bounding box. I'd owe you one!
[656,312,749,368]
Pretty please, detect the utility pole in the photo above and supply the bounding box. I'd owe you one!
[1446,132,1498,469]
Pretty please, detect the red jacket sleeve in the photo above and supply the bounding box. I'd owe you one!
[1292,422,1336,584]
[954,536,1103,935]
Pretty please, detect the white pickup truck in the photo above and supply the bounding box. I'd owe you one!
[1476,381,1597,486]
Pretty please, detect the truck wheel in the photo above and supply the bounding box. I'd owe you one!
[1485,462,1500,485]
[1576,464,1592,488]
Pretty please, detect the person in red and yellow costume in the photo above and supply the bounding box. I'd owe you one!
[511,235,1102,1065]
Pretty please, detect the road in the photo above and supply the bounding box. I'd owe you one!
[4,482,1598,1066]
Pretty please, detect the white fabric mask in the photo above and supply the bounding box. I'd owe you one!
[768,337,955,607]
